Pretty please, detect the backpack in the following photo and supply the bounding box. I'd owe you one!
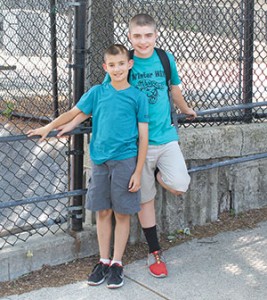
[128,48,178,129]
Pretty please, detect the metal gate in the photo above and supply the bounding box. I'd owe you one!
[0,0,87,249]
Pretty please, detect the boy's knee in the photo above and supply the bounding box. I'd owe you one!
[163,174,191,194]
[114,212,131,225]
[98,209,113,219]
[171,190,184,196]
[114,212,130,219]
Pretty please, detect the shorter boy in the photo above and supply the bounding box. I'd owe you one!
[27,44,149,289]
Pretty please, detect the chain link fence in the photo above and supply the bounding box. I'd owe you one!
[0,0,75,249]
[1,0,267,249]
[87,0,267,125]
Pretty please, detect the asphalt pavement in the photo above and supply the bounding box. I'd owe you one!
[2,221,267,300]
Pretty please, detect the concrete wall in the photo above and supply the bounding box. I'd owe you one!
[0,226,98,282]
[1,123,267,282]
[158,123,267,233]
[129,123,267,242]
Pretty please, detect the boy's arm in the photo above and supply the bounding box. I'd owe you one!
[56,112,90,137]
[128,122,148,192]
[171,85,197,118]
[27,106,81,142]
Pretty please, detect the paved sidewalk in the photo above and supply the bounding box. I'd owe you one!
[2,222,267,300]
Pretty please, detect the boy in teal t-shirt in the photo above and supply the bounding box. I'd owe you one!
[126,49,181,145]
[102,14,197,278]
[126,14,197,278]
[76,80,148,165]
[27,44,149,289]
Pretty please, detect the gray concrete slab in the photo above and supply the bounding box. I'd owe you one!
[125,222,267,300]
[0,227,98,282]
[2,221,267,300]
[0,280,163,300]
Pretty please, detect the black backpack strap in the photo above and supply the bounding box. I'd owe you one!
[128,48,171,89]
[128,49,134,81]
[154,48,171,91]
[155,48,177,127]
[129,49,134,59]
[128,48,177,127]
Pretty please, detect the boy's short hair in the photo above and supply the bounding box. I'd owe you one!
[129,14,157,32]
[104,44,130,61]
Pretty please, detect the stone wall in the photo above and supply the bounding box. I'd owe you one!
[2,123,267,282]
[129,123,267,242]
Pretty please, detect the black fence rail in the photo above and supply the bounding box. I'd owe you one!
[1,0,267,249]
[1,117,267,249]
[0,125,89,249]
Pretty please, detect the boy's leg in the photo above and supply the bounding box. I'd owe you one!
[156,172,183,195]
[86,162,113,286]
[157,141,190,195]
[112,212,131,262]
[106,158,140,288]
[139,146,168,277]
[107,213,130,289]
[138,200,161,254]
[138,199,156,228]
[138,200,168,278]
[87,209,113,286]
[96,209,113,259]
[108,158,141,256]
[106,213,130,289]
[87,162,113,259]
[142,141,190,277]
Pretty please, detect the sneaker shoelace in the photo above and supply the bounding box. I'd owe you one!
[94,262,104,271]
[153,251,162,264]
[109,263,122,274]
[91,262,108,275]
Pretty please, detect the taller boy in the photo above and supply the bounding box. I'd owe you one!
[127,14,197,277]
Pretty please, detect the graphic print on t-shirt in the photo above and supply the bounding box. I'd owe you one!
[136,79,164,104]
[131,68,166,105]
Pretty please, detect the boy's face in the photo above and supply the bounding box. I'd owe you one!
[103,53,133,83]
[128,25,157,58]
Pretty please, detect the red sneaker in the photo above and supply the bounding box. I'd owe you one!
[147,250,168,278]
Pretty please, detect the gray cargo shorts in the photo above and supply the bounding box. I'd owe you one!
[86,156,141,215]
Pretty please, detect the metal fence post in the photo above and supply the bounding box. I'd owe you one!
[85,0,114,86]
[243,0,255,122]
[71,0,86,232]
[49,0,59,118]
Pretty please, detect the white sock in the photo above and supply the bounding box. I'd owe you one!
[110,260,122,266]
[100,258,111,265]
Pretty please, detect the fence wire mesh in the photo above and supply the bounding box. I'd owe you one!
[0,0,74,249]
[86,0,267,125]
[1,0,267,249]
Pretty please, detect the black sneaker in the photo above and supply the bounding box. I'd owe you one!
[106,263,124,289]
[87,262,109,286]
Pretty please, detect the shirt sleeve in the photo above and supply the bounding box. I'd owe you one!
[76,85,98,115]
[167,52,182,86]
[102,73,111,83]
[137,92,149,123]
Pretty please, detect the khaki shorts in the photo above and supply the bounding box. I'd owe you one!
[141,141,190,203]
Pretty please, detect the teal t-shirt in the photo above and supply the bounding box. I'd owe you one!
[76,83,149,164]
[104,49,181,145]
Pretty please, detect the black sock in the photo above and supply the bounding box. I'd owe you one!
[142,225,160,253]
